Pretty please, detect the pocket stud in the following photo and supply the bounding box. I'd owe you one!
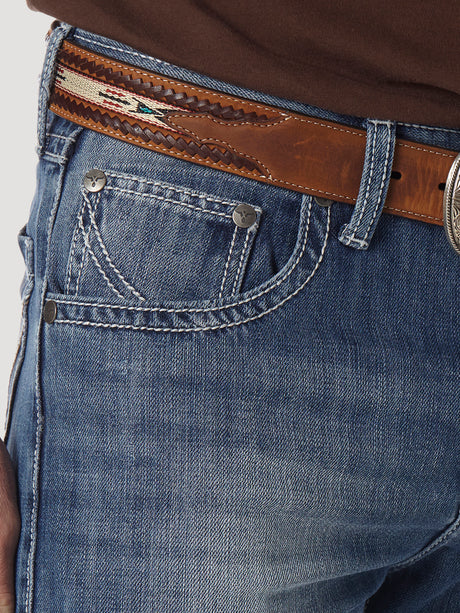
[232,203,257,228]
[83,169,107,192]
[43,300,57,324]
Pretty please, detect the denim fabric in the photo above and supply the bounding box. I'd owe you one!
[4,21,460,613]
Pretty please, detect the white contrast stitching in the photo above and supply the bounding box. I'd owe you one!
[46,132,78,142]
[83,191,146,301]
[396,142,456,158]
[383,206,442,222]
[345,121,378,241]
[231,227,252,296]
[75,193,92,295]
[219,225,238,299]
[398,122,460,134]
[51,195,314,314]
[73,34,179,69]
[362,122,392,243]
[50,105,357,201]
[65,197,87,293]
[104,171,258,208]
[53,206,329,332]
[77,206,126,301]
[103,185,233,219]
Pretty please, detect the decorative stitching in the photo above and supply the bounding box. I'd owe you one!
[396,142,456,158]
[103,186,234,219]
[82,191,146,301]
[53,205,329,332]
[398,122,460,134]
[77,206,127,301]
[46,132,78,142]
[73,34,179,69]
[51,195,314,314]
[383,206,442,222]
[65,196,87,293]
[59,41,368,140]
[75,193,92,295]
[346,121,378,240]
[50,92,263,174]
[49,104,357,201]
[103,170,258,208]
[231,227,252,296]
[362,122,392,243]
[219,225,238,299]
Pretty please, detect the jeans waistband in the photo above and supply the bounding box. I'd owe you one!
[37,21,460,253]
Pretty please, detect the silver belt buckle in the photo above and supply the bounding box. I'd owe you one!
[443,152,460,255]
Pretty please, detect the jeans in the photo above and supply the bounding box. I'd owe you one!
[4,21,460,613]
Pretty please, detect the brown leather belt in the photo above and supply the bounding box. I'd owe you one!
[49,39,459,229]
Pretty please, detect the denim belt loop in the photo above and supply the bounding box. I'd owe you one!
[338,119,396,250]
[37,21,75,157]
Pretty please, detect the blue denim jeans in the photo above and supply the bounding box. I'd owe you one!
[4,22,460,613]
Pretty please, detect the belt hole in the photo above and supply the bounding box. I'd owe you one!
[438,182,446,191]
[391,170,402,180]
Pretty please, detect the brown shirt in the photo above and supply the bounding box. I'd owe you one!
[28,0,460,129]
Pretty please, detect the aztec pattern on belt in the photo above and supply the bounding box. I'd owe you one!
[49,40,460,231]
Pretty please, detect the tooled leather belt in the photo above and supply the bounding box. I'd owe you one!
[48,39,460,254]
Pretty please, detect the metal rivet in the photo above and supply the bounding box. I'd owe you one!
[314,197,334,207]
[232,203,257,228]
[83,169,107,192]
[43,300,57,324]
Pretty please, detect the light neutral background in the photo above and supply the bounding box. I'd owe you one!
[1,6,55,434]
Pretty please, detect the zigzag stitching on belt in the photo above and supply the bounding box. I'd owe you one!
[57,47,270,122]
[49,89,263,174]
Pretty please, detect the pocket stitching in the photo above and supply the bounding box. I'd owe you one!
[50,209,330,332]
[82,190,147,301]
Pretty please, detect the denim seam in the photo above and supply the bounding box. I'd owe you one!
[231,228,252,296]
[219,225,239,300]
[50,195,315,314]
[344,121,379,241]
[103,186,235,219]
[52,107,358,200]
[104,171,259,208]
[82,191,146,301]
[74,203,88,296]
[398,122,460,134]
[362,123,392,244]
[46,132,78,142]
[65,198,87,294]
[52,208,328,331]
[73,33,179,70]
[387,505,460,573]
[77,205,127,301]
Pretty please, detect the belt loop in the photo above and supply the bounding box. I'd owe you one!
[37,21,74,156]
[338,119,396,250]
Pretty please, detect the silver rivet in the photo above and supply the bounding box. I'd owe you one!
[83,169,107,192]
[232,203,257,228]
[43,300,57,324]
[314,197,334,207]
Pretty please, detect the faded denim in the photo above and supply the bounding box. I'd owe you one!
[4,22,460,613]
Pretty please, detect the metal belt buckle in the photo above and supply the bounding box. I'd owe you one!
[443,152,460,255]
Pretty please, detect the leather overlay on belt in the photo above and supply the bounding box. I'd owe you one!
[49,40,460,227]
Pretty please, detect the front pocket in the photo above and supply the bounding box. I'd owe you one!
[64,171,262,305]
[4,225,35,442]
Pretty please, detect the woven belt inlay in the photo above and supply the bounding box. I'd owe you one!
[49,89,264,173]
[57,46,272,122]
